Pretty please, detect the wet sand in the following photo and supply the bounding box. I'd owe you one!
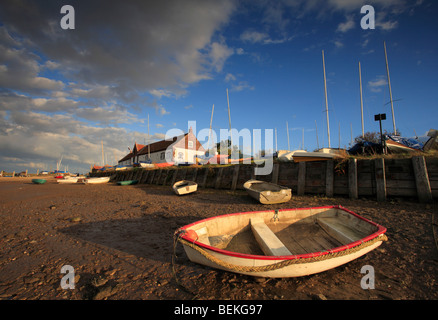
[0,176,437,301]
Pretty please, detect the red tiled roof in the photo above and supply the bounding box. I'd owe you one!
[134,143,145,153]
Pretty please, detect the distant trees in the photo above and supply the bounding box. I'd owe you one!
[206,139,243,158]
[353,130,400,145]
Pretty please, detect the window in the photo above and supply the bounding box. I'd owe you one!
[160,152,165,160]
[188,141,193,148]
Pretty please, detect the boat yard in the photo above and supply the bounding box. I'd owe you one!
[0,175,436,300]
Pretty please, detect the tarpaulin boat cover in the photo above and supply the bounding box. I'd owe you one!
[386,135,424,150]
[348,141,383,155]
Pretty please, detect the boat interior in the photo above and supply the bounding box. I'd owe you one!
[245,181,288,192]
[187,207,379,257]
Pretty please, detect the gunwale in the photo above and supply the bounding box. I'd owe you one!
[178,205,386,261]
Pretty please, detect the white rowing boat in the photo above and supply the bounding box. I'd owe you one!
[83,177,110,184]
[173,180,198,195]
[176,205,387,278]
[57,177,78,184]
[243,180,291,204]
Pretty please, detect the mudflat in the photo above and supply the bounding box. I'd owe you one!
[0,176,437,300]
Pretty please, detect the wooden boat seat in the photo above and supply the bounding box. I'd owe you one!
[250,218,292,256]
[316,217,363,245]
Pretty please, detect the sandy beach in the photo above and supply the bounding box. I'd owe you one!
[0,176,437,301]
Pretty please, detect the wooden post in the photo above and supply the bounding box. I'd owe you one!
[149,170,156,184]
[133,170,140,181]
[202,168,209,188]
[297,162,306,196]
[162,170,169,185]
[412,156,432,203]
[375,158,386,201]
[140,170,149,184]
[325,160,334,197]
[348,158,358,199]
[192,168,198,182]
[215,167,223,189]
[231,165,240,191]
[171,169,178,186]
[155,169,162,184]
[271,163,279,184]
[181,169,187,180]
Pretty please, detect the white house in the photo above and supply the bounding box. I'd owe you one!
[118,127,205,166]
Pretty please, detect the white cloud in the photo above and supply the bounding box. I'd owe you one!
[156,106,170,116]
[368,76,388,92]
[334,40,344,48]
[225,73,236,82]
[336,15,355,32]
[376,20,399,30]
[0,0,236,98]
[209,41,234,72]
[241,30,270,44]
[230,81,255,92]
[0,1,238,173]
[240,30,291,45]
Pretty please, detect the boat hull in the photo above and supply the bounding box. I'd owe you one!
[243,180,291,204]
[57,178,78,184]
[173,180,198,195]
[117,180,138,185]
[292,151,339,162]
[181,239,383,278]
[177,205,387,278]
[32,179,46,184]
[83,177,110,184]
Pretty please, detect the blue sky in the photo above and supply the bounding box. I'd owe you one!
[0,0,437,173]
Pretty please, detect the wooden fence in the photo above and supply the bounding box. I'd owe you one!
[91,156,438,203]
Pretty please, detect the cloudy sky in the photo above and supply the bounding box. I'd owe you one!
[0,0,437,173]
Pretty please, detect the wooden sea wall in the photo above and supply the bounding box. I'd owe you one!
[91,156,438,203]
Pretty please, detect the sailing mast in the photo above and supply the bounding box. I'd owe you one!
[208,104,214,154]
[275,128,278,152]
[322,50,331,148]
[286,121,290,150]
[101,140,104,166]
[384,41,397,135]
[315,120,319,150]
[226,89,233,148]
[147,114,150,159]
[359,61,364,138]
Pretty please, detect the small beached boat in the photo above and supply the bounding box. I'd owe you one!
[117,180,138,186]
[173,180,198,195]
[32,179,46,184]
[292,150,342,162]
[243,180,291,204]
[57,177,78,184]
[83,177,110,184]
[176,205,387,278]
